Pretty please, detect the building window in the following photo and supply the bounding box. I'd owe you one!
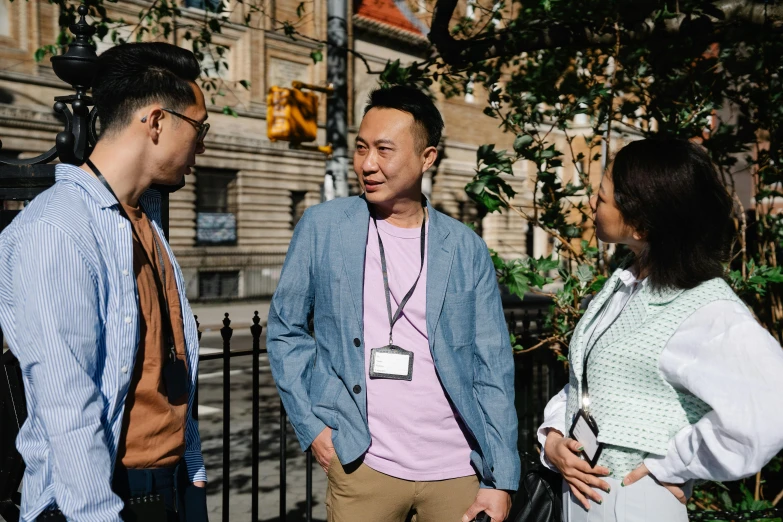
[196,169,237,245]
[290,191,307,229]
[185,0,222,10]
[199,270,240,299]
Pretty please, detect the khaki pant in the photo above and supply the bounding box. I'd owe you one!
[326,456,480,522]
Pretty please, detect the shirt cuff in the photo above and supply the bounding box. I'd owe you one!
[480,479,518,491]
[537,426,563,472]
[644,453,692,484]
[643,423,701,484]
[184,450,208,483]
[295,415,329,452]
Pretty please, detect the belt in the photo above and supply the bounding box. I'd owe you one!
[113,464,180,498]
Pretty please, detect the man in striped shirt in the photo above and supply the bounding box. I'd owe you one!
[0,42,209,521]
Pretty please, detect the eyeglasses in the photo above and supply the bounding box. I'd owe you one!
[161,108,210,143]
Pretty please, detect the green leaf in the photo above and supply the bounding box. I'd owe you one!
[576,264,593,285]
[513,134,534,153]
[222,106,239,117]
[500,265,531,298]
[239,79,251,90]
[310,50,323,63]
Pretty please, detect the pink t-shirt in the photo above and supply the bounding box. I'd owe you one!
[362,216,475,481]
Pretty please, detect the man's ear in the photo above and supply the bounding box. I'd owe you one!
[142,107,165,144]
[421,145,438,173]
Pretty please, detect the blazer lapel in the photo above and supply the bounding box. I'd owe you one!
[425,202,455,343]
[338,197,371,331]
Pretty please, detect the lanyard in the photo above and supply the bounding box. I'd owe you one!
[85,159,177,359]
[372,206,426,346]
[580,277,641,412]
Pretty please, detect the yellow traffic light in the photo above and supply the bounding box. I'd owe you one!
[266,86,319,143]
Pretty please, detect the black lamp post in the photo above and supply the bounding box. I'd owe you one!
[0,3,177,234]
[0,4,98,195]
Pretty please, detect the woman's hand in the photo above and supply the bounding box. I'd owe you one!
[623,464,687,504]
[544,429,611,510]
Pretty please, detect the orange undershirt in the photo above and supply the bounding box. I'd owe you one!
[117,203,189,469]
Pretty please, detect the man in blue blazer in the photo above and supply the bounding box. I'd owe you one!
[267,85,519,522]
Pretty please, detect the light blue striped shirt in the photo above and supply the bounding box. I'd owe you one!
[0,164,206,522]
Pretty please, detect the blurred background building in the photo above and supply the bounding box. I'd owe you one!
[0,0,605,302]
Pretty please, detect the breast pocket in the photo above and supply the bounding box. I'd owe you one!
[441,290,476,346]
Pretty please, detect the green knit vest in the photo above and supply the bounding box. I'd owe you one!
[564,269,746,478]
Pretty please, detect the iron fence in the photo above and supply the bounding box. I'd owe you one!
[192,311,316,522]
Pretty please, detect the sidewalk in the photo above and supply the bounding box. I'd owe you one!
[190,299,272,332]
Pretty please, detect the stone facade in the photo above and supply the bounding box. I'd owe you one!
[0,0,602,301]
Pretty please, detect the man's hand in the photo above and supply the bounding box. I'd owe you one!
[193,481,206,488]
[462,489,511,522]
[623,464,687,504]
[311,427,336,474]
[544,429,611,510]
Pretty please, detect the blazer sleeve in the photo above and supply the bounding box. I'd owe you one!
[472,241,521,491]
[266,210,327,451]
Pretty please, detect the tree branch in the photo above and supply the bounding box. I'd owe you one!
[429,0,783,66]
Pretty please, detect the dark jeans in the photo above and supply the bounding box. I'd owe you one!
[37,463,208,522]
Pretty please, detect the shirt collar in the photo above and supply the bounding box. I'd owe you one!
[55,163,120,209]
[616,267,643,289]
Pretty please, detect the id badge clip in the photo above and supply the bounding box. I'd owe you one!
[369,345,413,381]
[569,407,604,468]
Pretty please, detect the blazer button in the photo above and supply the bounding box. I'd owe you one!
[353,385,362,394]
[353,338,361,347]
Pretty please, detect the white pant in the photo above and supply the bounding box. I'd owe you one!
[563,475,691,522]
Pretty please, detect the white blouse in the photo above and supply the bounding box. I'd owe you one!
[537,269,783,483]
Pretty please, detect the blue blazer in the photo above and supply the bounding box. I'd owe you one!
[266,195,520,490]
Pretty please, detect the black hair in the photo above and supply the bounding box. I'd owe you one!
[92,42,201,136]
[364,85,444,151]
[610,138,734,291]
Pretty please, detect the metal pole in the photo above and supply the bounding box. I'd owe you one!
[279,401,288,522]
[306,449,313,522]
[221,313,233,522]
[325,0,349,200]
[250,312,262,522]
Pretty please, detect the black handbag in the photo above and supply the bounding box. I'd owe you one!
[507,454,563,522]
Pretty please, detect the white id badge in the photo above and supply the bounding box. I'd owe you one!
[369,346,413,381]
[568,409,604,468]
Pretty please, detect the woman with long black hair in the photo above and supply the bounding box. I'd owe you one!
[538,138,783,521]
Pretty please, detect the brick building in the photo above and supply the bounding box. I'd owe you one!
[0,0,599,301]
